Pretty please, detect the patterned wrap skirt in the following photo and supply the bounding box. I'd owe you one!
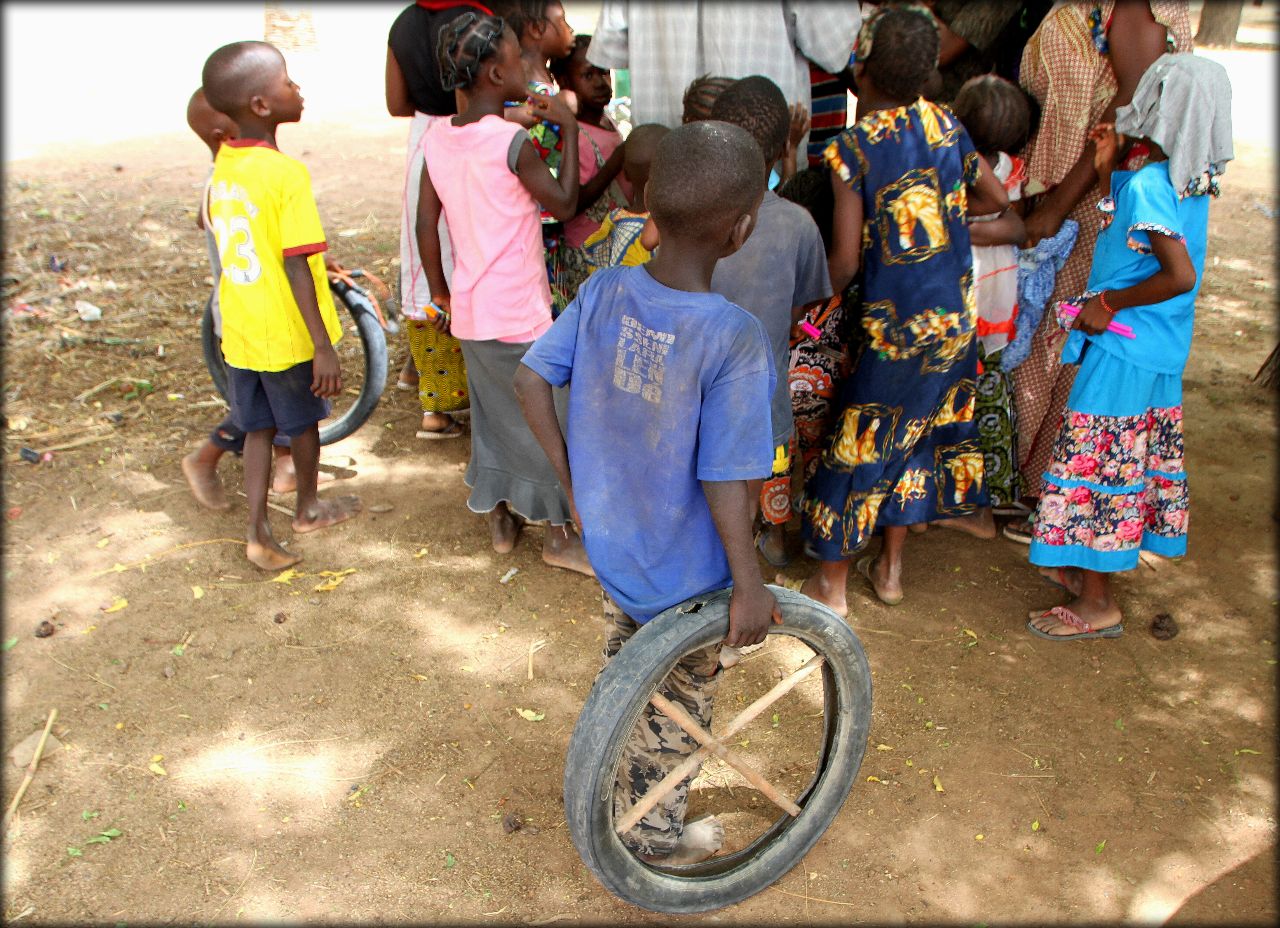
[802,299,990,560]
[1028,345,1188,572]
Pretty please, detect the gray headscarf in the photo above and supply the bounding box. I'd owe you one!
[1115,53,1234,198]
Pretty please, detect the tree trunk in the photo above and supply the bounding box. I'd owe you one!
[1195,0,1245,47]
[1254,342,1280,389]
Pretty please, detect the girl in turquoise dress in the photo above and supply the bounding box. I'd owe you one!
[1026,53,1233,641]
[800,4,1011,613]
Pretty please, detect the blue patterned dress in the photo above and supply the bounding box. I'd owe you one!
[802,99,988,559]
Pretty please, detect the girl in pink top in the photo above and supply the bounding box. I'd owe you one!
[417,11,592,576]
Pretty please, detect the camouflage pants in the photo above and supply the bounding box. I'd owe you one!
[602,591,722,857]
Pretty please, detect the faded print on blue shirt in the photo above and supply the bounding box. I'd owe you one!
[521,265,775,623]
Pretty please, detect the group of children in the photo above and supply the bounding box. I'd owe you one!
[185,1,1230,866]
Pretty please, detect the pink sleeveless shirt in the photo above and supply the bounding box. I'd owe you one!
[422,114,552,343]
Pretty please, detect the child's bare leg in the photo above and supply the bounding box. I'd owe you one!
[182,440,230,511]
[930,506,997,539]
[542,523,594,576]
[801,557,851,618]
[269,446,334,495]
[244,429,301,570]
[397,353,419,389]
[1028,568,1123,635]
[290,425,362,534]
[489,501,522,553]
[864,525,907,605]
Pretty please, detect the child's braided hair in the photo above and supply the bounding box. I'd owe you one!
[681,74,735,123]
[437,11,507,92]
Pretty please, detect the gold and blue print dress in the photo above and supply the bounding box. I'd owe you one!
[802,99,988,559]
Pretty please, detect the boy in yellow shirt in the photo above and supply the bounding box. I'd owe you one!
[202,40,361,570]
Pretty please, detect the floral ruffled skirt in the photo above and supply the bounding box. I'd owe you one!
[1029,345,1188,572]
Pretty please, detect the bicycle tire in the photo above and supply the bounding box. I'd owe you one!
[199,285,388,446]
[563,585,872,914]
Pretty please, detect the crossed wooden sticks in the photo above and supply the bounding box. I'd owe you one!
[615,654,826,835]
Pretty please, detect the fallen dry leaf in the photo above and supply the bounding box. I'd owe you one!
[192,586,205,600]
[102,598,128,614]
[515,708,545,722]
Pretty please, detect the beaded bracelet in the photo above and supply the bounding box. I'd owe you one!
[1099,290,1116,315]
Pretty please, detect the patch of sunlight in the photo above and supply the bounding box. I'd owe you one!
[1203,689,1268,724]
[230,887,289,922]
[171,733,384,811]
[1128,832,1275,923]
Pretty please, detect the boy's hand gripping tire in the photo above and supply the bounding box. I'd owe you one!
[563,585,872,913]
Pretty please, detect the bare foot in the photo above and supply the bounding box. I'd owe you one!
[908,522,927,534]
[542,524,595,577]
[489,504,522,554]
[639,816,725,866]
[800,572,848,619]
[1028,596,1123,636]
[246,538,302,571]
[930,507,997,539]
[270,462,336,496]
[1037,566,1084,596]
[858,554,904,606]
[292,495,362,534]
[182,452,230,511]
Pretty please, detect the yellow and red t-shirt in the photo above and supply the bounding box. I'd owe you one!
[208,139,342,372]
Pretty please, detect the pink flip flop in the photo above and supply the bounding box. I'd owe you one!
[1026,606,1123,641]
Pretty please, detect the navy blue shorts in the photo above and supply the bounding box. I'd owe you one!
[225,360,330,437]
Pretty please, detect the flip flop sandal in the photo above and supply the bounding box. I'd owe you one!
[856,554,903,606]
[993,500,1033,517]
[1002,516,1035,545]
[396,379,419,392]
[416,421,465,440]
[1026,606,1123,641]
[450,407,471,422]
[754,529,790,568]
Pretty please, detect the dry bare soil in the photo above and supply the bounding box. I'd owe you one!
[2,119,1276,925]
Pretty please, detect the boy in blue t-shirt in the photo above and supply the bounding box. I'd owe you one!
[516,120,780,865]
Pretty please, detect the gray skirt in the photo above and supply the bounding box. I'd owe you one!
[459,338,571,525]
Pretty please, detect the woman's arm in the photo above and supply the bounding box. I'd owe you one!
[1023,1,1170,245]
[1073,231,1196,334]
[514,94,581,221]
[385,48,414,118]
[827,169,863,293]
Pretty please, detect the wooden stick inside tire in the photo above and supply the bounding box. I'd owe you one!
[563,586,872,914]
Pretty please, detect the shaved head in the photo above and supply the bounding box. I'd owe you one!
[201,41,284,118]
[647,120,765,240]
[186,87,238,157]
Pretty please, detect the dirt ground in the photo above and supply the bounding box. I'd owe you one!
[2,109,1276,924]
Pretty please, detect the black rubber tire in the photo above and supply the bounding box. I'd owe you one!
[200,286,388,446]
[563,585,872,914]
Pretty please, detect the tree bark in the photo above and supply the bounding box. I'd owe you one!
[1195,0,1245,47]
[1254,342,1280,389]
